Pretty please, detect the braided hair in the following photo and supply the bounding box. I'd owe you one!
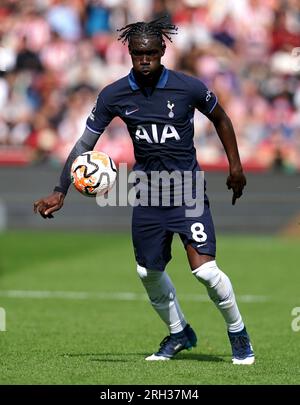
[117,16,178,48]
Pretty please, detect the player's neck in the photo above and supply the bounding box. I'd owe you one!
[133,65,163,89]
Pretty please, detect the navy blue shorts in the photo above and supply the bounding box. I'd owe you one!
[132,195,216,271]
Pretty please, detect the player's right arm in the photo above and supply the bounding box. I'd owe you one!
[34,92,115,219]
[33,127,102,218]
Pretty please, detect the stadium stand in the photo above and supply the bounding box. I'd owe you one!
[0,0,299,172]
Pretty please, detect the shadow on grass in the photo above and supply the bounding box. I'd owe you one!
[174,353,227,362]
[62,352,227,363]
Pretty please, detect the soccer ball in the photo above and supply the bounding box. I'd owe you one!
[70,151,117,197]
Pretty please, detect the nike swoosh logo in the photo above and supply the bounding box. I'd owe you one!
[125,108,139,116]
[197,243,207,248]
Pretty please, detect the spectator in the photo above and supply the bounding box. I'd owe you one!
[0,0,299,172]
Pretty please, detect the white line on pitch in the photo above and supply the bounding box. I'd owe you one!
[0,290,268,303]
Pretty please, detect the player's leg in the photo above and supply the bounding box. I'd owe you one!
[179,197,255,364]
[189,251,255,365]
[187,246,245,334]
[136,263,186,334]
[137,265,197,360]
[132,206,197,360]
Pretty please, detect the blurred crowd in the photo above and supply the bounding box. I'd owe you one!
[0,0,299,172]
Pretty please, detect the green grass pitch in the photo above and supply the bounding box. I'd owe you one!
[0,231,299,385]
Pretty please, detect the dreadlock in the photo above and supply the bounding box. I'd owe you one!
[117,16,178,46]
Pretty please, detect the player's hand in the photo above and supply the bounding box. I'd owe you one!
[226,170,247,205]
[33,191,65,219]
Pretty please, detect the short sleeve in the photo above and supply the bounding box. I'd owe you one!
[190,78,218,116]
[86,93,115,135]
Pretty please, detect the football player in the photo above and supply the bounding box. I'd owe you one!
[34,17,254,365]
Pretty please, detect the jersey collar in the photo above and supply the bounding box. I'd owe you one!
[128,66,169,91]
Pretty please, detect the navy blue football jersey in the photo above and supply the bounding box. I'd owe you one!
[86,67,217,173]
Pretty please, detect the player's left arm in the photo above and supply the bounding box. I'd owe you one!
[207,103,246,205]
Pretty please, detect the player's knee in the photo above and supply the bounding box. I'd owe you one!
[136,264,165,281]
[137,264,148,279]
[192,260,221,288]
[136,264,175,304]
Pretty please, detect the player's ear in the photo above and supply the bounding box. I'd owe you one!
[161,41,166,56]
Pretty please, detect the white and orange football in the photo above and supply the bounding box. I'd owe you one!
[70,151,117,197]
